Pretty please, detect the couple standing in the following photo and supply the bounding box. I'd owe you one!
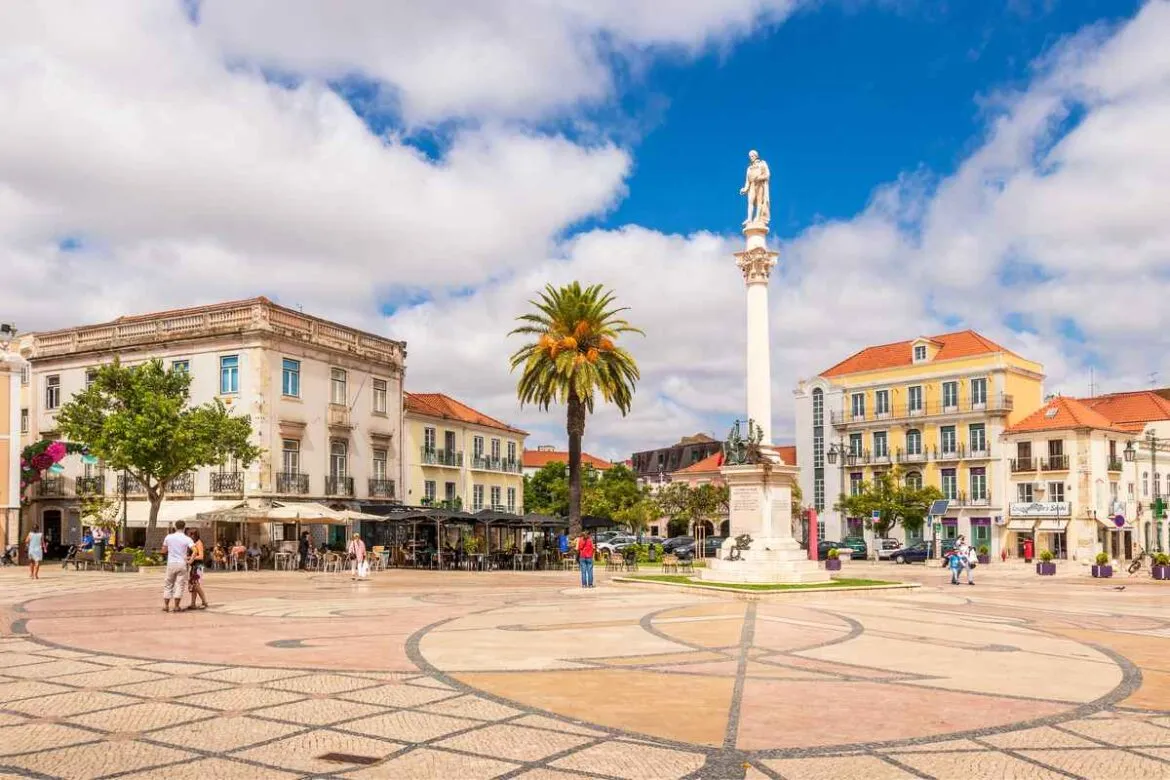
[947,536,978,586]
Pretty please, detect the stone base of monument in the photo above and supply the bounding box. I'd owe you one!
[698,462,831,585]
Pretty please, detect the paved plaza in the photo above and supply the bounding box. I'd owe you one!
[1,562,1168,779]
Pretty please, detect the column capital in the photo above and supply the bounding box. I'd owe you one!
[735,247,778,284]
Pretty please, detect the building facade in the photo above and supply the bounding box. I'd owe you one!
[630,434,723,489]
[522,446,612,478]
[1002,396,1140,561]
[403,393,526,513]
[18,298,405,548]
[1,331,24,548]
[794,330,1044,554]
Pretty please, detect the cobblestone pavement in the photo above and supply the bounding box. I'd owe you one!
[0,560,1167,778]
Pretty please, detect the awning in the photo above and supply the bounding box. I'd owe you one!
[196,501,348,525]
[1006,519,1035,532]
[1095,516,1134,529]
[1036,519,1069,532]
[122,499,245,528]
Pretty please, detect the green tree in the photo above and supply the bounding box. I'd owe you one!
[654,482,729,537]
[56,359,261,530]
[836,467,942,537]
[510,283,642,536]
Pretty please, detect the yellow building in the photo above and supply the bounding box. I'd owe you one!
[794,330,1044,555]
[403,393,527,513]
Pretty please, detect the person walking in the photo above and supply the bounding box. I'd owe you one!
[25,524,46,580]
[965,543,978,586]
[348,533,368,580]
[297,531,311,571]
[947,546,962,585]
[186,529,210,610]
[578,530,595,589]
[92,525,108,568]
[161,520,195,613]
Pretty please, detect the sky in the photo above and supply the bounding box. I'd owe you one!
[2,0,1169,461]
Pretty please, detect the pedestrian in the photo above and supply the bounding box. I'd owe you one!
[161,520,195,613]
[965,544,978,586]
[81,527,94,551]
[947,546,962,585]
[186,528,209,610]
[25,524,46,580]
[578,530,595,589]
[298,531,311,571]
[348,533,368,580]
[92,525,108,567]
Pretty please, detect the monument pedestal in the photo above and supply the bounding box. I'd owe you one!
[700,462,830,585]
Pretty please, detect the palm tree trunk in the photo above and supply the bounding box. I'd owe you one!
[567,390,586,537]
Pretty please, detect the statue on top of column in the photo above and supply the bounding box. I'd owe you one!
[739,149,771,226]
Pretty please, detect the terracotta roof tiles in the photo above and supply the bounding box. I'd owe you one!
[1006,396,1130,434]
[672,445,796,475]
[522,450,612,470]
[404,393,527,435]
[1080,391,1170,426]
[820,330,1018,378]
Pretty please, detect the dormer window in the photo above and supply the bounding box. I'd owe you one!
[913,344,927,362]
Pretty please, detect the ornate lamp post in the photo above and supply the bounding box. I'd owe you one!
[825,441,856,538]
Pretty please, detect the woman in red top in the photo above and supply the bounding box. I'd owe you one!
[578,531,595,588]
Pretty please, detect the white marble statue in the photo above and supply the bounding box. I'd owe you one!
[739,149,771,226]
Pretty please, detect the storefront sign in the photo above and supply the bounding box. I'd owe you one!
[1009,502,1071,518]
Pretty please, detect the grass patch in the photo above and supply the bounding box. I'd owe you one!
[626,575,899,591]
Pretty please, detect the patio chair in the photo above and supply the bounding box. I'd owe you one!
[606,553,625,572]
[323,552,344,574]
[661,554,679,574]
[678,557,694,574]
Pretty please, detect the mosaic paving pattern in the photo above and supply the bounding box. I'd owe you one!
[1,562,1167,778]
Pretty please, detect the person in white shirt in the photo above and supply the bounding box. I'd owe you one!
[161,520,196,613]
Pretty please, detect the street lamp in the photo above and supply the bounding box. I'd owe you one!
[825,441,854,538]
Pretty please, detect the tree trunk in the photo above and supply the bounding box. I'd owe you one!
[567,391,586,537]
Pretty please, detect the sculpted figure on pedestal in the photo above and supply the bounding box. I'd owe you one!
[739,149,771,226]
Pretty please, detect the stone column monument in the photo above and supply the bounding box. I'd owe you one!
[700,150,829,584]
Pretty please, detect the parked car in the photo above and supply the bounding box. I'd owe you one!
[676,537,726,558]
[815,540,842,561]
[593,531,621,545]
[598,535,637,553]
[889,542,931,564]
[875,538,903,560]
[840,537,868,559]
[662,536,694,554]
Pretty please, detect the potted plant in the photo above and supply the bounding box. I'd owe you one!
[1036,549,1056,576]
[1091,551,1112,579]
[825,547,842,571]
[1153,552,1170,581]
[977,545,990,565]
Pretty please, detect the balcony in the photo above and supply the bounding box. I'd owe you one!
[831,394,1014,428]
[210,471,244,494]
[326,475,355,497]
[368,478,396,498]
[895,448,928,465]
[116,474,147,495]
[967,447,992,460]
[1107,457,1124,472]
[37,476,69,498]
[870,450,892,465]
[471,456,525,474]
[76,475,105,495]
[955,491,992,508]
[1041,455,1070,471]
[934,445,964,463]
[421,448,463,468]
[327,404,353,430]
[169,472,195,495]
[276,472,310,495]
[1011,458,1037,473]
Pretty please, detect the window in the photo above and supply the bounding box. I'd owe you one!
[473,436,484,458]
[372,379,387,414]
[906,429,922,455]
[1048,439,1064,458]
[20,408,28,434]
[444,430,457,453]
[423,427,436,452]
[171,359,189,374]
[329,440,348,477]
[905,471,923,490]
[968,424,986,453]
[424,480,437,502]
[1128,482,1135,498]
[970,378,988,406]
[941,469,957,500]
[1143,472,1150,497]
[45,375,61,410]
[913,344,927,362]
[507,441,517,462]
[1017,482,1034,502]
[814,476,825,511]
[848,433,863,456]
[1049,482,1064,503]
[507,487,517,512]
[1156,473,1162,498]
[473,484,485,511]
[219,355,238,394]
[330,368,347,405]
[372,449,387,479]
[813,434,824,466]
[282,358,301,397]
[850,393,865,419]
[1018,441,1032,461]
[908,385,923,413]
[85,368,98,388]
[20,364,29,385]
[281,439,300,474]
[490,485,501,509]
[491,438,501,460]
[970,468,987,501]
[940,426,957,454]
[445,482,457,502]
[812,388,824,427]
[850,472,863,496]
[942,381,958,409]
[872,431,888,458]
[875,390,890,416]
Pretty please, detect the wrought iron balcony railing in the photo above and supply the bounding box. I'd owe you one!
[1107,457,1124,472]
[76,475,105,495]
[37,476,68,497]
[1010,458,1037,473]
[169,472,195,495]
[276,472,310,494]
[117,474,147,495]
[368,478,396,498]
[1041,455,1070,471]
[420,448,463,467]
[326,475,355,496]
[210,471,244,494]
[831,394,1014,427]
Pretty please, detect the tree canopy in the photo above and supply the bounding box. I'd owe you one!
[56,359,262,529]
[836,467,943,537]
[523,462,651,528]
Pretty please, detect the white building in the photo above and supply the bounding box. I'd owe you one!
[18,298,405,549]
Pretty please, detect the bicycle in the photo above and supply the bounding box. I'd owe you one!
[1127,548,1151,575]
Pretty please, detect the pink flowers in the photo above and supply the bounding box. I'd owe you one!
[45,441,67,462]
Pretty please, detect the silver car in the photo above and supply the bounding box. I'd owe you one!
[875,538,903,560]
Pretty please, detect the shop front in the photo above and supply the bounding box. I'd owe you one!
[1007,501,1071,559]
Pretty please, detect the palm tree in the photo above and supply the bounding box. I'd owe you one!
[510,283,642,536]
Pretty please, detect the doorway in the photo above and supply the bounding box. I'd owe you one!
[41,509,63,558]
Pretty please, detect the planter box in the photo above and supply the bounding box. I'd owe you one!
[825,559,842,571]
[1036,562,1056,576]
[1091,565,1112,578]
[977,555,990,565]
[1153,565,1170,581]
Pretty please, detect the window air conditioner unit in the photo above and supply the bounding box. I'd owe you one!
[993,515,1005,526]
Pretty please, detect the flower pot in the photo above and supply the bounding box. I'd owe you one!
[1036,562,1056,576]
[825,559,842,571]
[977,555,990,565]
[1091,565,1112,578]
[1153,565,1170,581]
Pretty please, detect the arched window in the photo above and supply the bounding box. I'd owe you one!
[906,429,922,455]
[330,440,348,478]
[905,471,923,490]
[1143,472,1150,497]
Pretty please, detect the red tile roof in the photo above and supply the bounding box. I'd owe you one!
[1005,396,1130,434]
[820,330,1017,378]
[1080,391,1170,428]
[522,449,613,470]
[404,393,527,435]
[672,445,796,475]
